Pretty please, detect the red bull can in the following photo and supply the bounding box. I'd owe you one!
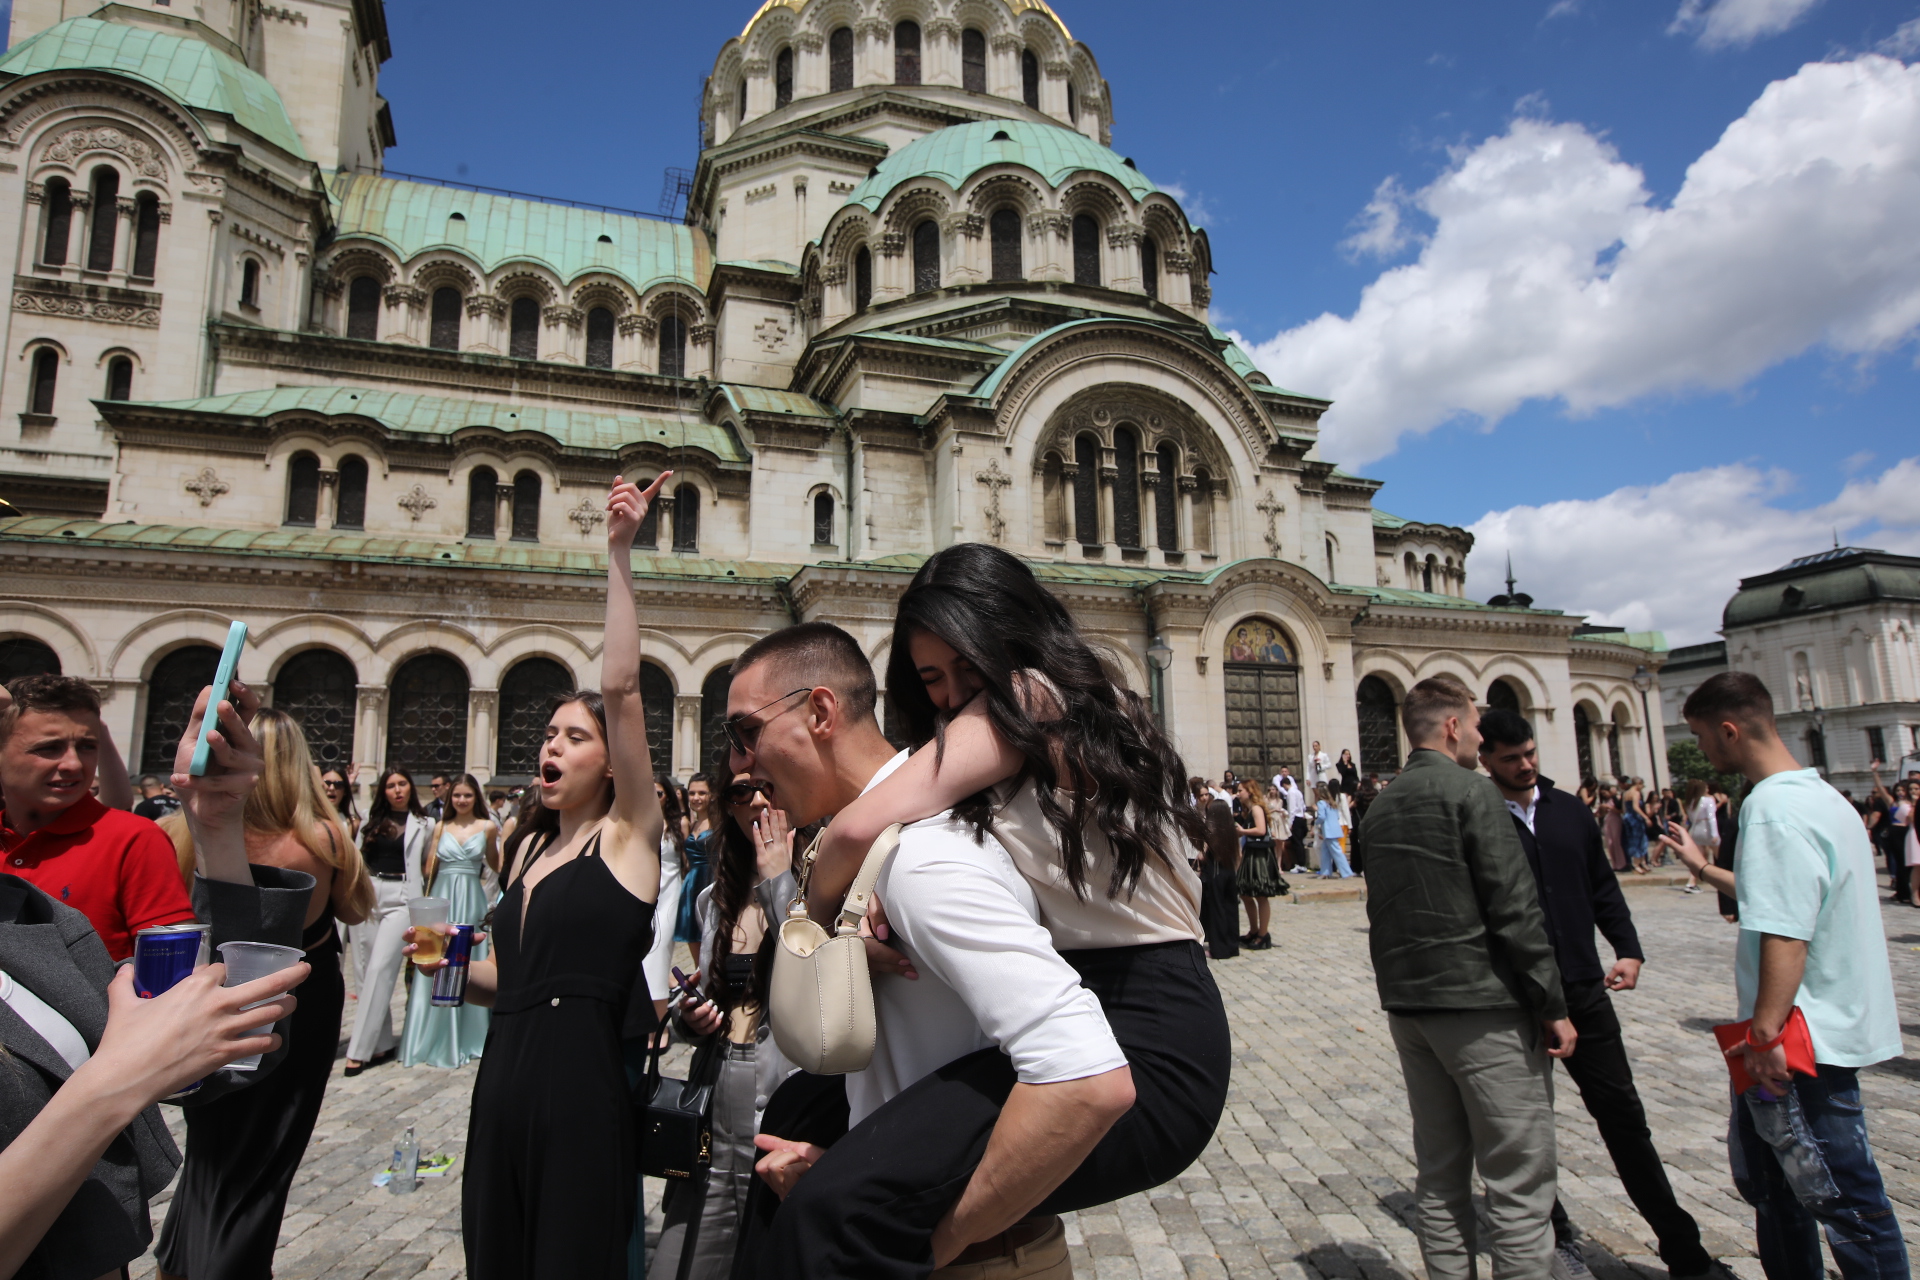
[134,923,209,1097]
[431,924,474,1007]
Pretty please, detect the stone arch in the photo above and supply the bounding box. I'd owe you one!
[0,602,97,676]
[324,244,397,285]
[880,183,952,237]
[493,268,557,305]
[1480,658,1549,713]
[409,256,481,294]
[569,276,634,315]
[15,97,198,187]
[252,614,380,681]
[31,120,172,194]
[107,609,236,683]
[964,171,1046,222]
[1058,178,1127,222]
[1139,197,1190,254]
[368,621,487,686]
[484,625,594,690]
[642,284,706,325]
[1012,11,1069,63]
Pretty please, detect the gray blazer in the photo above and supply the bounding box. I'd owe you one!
[0,865,313,1280]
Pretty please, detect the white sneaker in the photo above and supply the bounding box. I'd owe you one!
[1550,1242,1594,1280]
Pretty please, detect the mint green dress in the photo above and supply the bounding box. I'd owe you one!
[399,829,493,1068]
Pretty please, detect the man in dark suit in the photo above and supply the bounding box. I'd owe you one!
[1478,708,1728,1280]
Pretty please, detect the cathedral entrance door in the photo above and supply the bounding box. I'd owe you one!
[1221,619,1305,839]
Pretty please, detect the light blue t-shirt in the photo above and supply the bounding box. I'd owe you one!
[1734,768,1903,1068]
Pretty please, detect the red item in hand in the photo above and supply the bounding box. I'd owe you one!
[1713,1007,1818,1095]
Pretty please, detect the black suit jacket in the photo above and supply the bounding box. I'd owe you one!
[1506,779,1643,983]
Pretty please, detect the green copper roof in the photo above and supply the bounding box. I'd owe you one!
[716,385,837,419]
[1573,628,1669,652]
[0,517,799,583]
[847,120,1159,211]
[0,18,307,159]
[115,386,748,465]
[327,172,712,293]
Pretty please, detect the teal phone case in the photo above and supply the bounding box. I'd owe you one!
[188,621,248,776]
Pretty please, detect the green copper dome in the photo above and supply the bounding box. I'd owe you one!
[845,120,1159,211]
[0,18,308,160]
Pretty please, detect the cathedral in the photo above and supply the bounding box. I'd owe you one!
[0,0,1664,793]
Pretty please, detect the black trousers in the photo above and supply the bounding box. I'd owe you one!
[757,939,1231,1280]
[1551,977,1711,1274]
[156,932,344,1280]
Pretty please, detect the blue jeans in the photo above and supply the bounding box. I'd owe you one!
[1729,1065,1908,1279]
[1317,837,1354,878]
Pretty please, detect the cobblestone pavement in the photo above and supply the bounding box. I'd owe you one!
[130,885,1920,1279]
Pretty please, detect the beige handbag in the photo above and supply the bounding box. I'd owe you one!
[768,823,903,1075]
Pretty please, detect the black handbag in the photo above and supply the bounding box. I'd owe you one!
[635,1037,714,1181]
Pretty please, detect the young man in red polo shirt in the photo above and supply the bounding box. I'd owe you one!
[0,673,194,960]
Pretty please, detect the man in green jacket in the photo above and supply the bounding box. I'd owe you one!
[1360,675,1577,1280]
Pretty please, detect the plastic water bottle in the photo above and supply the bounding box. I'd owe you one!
[389,1126,418,1195]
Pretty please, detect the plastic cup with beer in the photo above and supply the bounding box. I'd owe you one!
[216,941,305,1070]
[407,897,451,968]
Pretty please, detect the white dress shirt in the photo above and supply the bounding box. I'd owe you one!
[846,753,1127,1126]
[1503,788,1539,834]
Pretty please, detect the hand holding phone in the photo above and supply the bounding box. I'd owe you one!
[189,622,249,777]
[670,965,704,1003]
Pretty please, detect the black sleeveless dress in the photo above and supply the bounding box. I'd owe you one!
[464,834,656,1280]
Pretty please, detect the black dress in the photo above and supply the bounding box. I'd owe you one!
[464,834,656,1280]
[155,916,345,1280]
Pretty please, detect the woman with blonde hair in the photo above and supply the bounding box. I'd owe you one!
[154,706,373,1280]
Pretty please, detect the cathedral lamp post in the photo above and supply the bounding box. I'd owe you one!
[1631,664,1660,794]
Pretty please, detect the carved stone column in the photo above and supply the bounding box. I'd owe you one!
[1176,474,1197,554]
[316,468,338,531]
[354,684,388,796]
[468,688,499,781]
[1097,452,1118,559]
[494,483,515,541]
[676,693,705,775]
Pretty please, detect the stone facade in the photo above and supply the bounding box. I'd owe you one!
[0,0,1663,793]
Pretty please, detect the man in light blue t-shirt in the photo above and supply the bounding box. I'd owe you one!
[1663,672,1907,1280]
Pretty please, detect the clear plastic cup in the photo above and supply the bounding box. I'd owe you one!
[217,941,305,1070]
[408,897,450,967]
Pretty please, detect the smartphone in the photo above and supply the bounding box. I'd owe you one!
[670,965,703,1003]
[188,621,249,776]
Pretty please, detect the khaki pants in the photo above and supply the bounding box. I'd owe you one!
[1388,1008,1557,1280]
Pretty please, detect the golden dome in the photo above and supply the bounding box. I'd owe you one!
[739,0,1070,42]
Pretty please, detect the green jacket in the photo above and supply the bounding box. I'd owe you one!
[1359,749,1566,1021]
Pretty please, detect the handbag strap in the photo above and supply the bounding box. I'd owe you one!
[789,823,904,935]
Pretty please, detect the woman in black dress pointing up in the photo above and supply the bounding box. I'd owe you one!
[411,474,671,1280]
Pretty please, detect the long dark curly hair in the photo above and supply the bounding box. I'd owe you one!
[700,745,813,1015]
[500,689,608,888]
[885,543,1205,899]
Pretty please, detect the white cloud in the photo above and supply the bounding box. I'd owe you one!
[1240,54,1920,466]
[1670,0,1823,49]
[1340,178,1421,260]
[1881,16,1920,58]
[1466,458,1920,644]
[1157,181,1216,228]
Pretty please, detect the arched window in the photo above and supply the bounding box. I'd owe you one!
[92,358,129,408]
[1422,556,1435,593]
[27,349,57,417]
[1021,50,1040,109]
[141,645,221,773]
[585,306,614,368]
[1041,452,1066,542]
[1403,551,1417,588]
[1141,237,1159,300]
[813,491,834,545]
[738,77,748,123]
[962,28,987,92]
[1071,214,1100,286]
[0,637,61,684]
[990,208,1022,281]
[672,483,700,552]
[1191,467,1213,553]
[700,666,734,771]
[894,20,921,85]
[1112,426,1141,549]
[335,454,368,529]
[659,313,688,377]
[284,451,320,525]
[509,296,539,359]
[1356,675,1400,774]
[86,168,119,272]
[1806,723,1829,770]
[633,477,662,548]
[132,193,160,278]
[41,179,72,265]
[511,469,541,541]
[641,662,675,770]
[853,247,872,311]
[1487,679,1521,714]
[273,649,357,771]
[1072,434,1099,547]
[911,220,939,293]
[1608,706,1626,780]
[1068,83,1078,122]
[386,653,469,779]
[1326,535,1337,583]
[496,657,573,779]
[775,47,794,107]
[348,276,381,339]
[467,466,497,538]
[1155,442,1179,551]
[829,26,854,92]
[240,259,260,308]
[429,286,461,350]
[1572,704,1596,781]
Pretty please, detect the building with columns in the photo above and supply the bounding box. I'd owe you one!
[0,0,1664,795]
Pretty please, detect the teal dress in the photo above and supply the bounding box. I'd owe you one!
[399,828,493,1068]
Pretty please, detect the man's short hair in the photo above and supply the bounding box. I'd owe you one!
[2,673,101,741]
[1402,675,1475,743]
[731,622,877,724]
[1682,672,1777,735]
[1478,708,1535,750]
[138,774,161,788]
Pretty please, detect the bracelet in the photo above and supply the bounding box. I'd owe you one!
[1745,1024,1788,1051]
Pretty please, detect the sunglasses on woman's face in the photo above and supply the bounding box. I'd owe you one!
[725,781,768,806]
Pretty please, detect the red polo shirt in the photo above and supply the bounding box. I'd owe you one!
[0,796,194,961]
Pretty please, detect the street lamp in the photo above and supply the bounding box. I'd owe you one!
[1631,664,1660,794]
[1146,634,1174,729]
[1147,635,1175,671]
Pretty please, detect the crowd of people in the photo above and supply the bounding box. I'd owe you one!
[0,473,1908,1280]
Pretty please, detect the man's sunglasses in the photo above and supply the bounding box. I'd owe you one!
[724,780,769,806]
[721,687,815,756]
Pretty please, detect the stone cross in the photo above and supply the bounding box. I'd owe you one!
[397,484,437,522]
[976,459,1012,543]
[183,467,229,507]
[568,498,605,536]
[1256,490,1285,558]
